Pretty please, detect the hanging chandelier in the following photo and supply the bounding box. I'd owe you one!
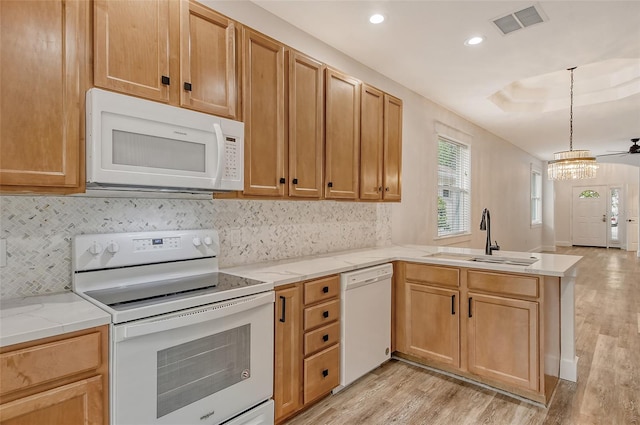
[547,67,598,180]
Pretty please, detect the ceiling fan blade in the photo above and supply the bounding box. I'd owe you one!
[597,152,628,157]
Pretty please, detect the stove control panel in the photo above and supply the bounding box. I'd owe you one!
[73,229,220,272]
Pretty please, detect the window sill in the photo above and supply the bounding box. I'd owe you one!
[530,222,542,229]
[433,233,472,245]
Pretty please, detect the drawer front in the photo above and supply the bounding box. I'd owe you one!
[405,263,459,287]
[304,322,340,356]
[468,271,539,298]
[304,299,340,331]
[0,332,102,396]
[303,344,340,404]
[304,275,340,305]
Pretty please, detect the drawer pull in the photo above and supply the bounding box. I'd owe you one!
[322,311,329,319]
[468,297,473,318]
[451,295,456,315]
[322,369,329,378]
[322,286,329,293]
[322,334,329,342]
[279,296,286,323]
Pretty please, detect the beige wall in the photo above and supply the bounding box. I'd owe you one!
[209,1,546,252]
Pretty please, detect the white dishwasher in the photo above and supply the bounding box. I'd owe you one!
[336,263,393,392]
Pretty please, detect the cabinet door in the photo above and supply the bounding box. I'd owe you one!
[0,0,86,191]
[180,0,237,118]
[94,0,171,102]
[0,375,104,425]
[359,84,384,200]
[274,285,302,422]
[242,28,286,197]
[325,68,360,199]
[288,51,324,198]
[405,283,460,368]
[467,293,539,391]
[383,94,402,201]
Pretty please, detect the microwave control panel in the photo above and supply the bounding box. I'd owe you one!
[224,137,241,181]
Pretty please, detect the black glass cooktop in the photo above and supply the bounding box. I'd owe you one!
[85,272,266,311]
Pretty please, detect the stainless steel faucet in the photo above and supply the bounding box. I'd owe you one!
[480,208,500,255]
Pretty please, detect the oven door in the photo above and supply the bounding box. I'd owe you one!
[111,291,274,425]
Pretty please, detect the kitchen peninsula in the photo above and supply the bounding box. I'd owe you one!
[224,244,581,413]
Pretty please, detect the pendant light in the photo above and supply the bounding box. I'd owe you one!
[547,67,598,180]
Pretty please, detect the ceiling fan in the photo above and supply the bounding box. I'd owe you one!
[597,138,640,158]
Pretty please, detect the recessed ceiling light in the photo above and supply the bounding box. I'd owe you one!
[465,36,484,46]
[369,14,385,24]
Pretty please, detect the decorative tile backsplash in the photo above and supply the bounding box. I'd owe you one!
[0,196,391,299]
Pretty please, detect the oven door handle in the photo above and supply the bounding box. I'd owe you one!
[113,291,275,342]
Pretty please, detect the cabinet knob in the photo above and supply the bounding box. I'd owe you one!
[385,187,390,191]
[322,286,329,293]
[184,82,192,91]
[327,182,333,188]
[322,311,329,318]
[161,75,170,85]
[378,186,383,192]
[322,369,329,378]
[279,177,286,184]
[322,334,329,342]
[292,178,298,184]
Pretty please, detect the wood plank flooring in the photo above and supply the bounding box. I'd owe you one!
[284,247,640,425]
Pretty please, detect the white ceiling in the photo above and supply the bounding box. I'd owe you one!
[253,1,640,161]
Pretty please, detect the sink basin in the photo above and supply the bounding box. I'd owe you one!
[424,252,538,267]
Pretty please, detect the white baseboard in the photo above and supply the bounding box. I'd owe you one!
[541,245,556,252]
[556,241,572,247]
[559,356,578,382]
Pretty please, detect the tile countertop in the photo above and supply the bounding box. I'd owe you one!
[0,292,111,348]
[222,244,583,286]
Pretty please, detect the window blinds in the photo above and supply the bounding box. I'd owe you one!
[437,137,470,237]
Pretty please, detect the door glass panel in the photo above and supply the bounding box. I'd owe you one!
[578,189,600,199]
[156,324,251,418]
[610,188,620,243]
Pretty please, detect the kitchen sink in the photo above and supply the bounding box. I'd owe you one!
[424,252,539,267]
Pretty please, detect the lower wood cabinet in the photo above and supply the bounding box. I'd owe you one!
[467,293,539,391]
[405,283,460,368]
[395,262,558,404]
[274,275,340,423]
[0,326,109,425]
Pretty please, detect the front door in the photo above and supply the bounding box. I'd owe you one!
[572,186,607,247]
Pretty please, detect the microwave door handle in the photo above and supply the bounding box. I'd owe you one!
[212,123,225,188]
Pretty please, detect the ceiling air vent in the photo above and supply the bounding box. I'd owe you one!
[492,5,546,35]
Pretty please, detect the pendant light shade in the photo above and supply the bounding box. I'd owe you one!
[548,67,598,180]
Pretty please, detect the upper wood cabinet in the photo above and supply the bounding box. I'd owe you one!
[0,0,87,193]
[94,0,238,118]
[325,68,361,200]
[242,28,286,197]
[359,87,403,202]
[383,94,403,201]
[288,51,325,199]
[360,84,385,200]
[180,0,237,118]
[94,0,172,103]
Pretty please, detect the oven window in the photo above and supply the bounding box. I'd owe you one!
[156,324,250,418]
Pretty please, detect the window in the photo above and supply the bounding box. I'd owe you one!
[531,167,542,226]
[437,137,470,237]
[579,189,600,198]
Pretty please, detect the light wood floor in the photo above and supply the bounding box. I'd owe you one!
[284,247,640,425]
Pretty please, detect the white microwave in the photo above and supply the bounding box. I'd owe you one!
[86,89,244,195]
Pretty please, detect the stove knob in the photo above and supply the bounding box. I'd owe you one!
[192,237,202,247]
[203,236,213,246]
[88,242,103,256]
[106,241,120,254]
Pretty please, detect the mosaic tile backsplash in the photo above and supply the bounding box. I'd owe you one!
[0,196,391,299]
